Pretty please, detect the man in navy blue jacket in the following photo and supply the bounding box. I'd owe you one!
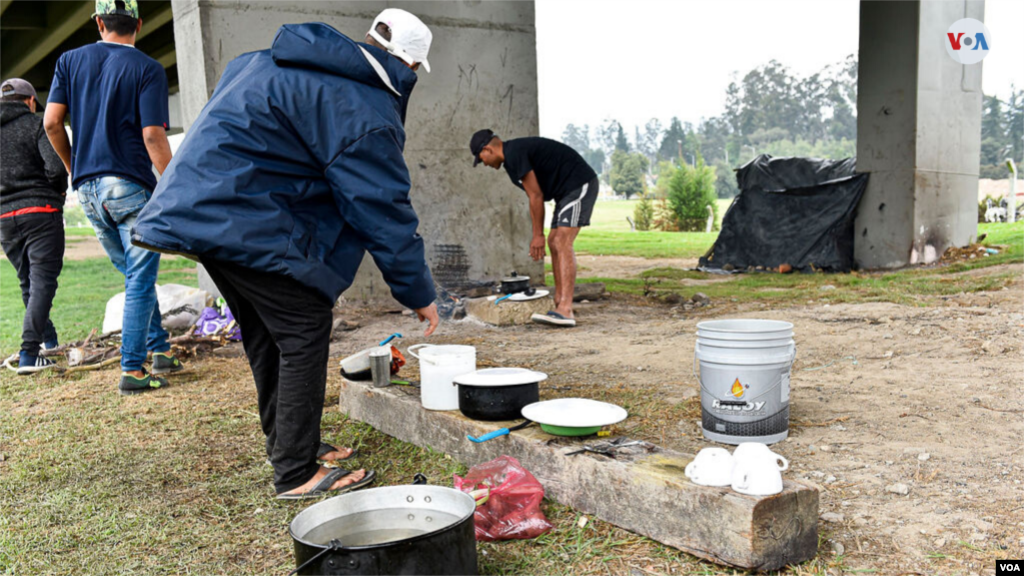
[133,11,438,500]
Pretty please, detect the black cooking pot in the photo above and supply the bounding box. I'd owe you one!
[453,368,547,421]
[289,475,477,576]
[499,272,531,295]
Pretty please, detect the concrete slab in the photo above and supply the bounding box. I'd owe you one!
[465,295,553,326]
[339,378,819,571]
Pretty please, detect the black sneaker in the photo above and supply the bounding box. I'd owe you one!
[151,352,184,375]
[17,353,56,375]
[119,370,169,396]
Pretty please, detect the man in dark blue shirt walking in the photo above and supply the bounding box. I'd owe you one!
[44,0,183,394]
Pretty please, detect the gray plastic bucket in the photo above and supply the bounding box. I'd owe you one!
[694,319,795,445]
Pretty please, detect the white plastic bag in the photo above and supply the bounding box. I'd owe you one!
[102,284,209,333]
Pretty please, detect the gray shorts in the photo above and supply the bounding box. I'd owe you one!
[551,177,598,228]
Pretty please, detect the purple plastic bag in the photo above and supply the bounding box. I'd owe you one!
[194,305,242,341]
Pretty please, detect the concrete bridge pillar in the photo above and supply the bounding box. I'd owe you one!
[855,0,985,268]
[170,0,541,303]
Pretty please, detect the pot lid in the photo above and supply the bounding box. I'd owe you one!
[501,275,531,283]
[453,367,548,387]
[521,398,628,428]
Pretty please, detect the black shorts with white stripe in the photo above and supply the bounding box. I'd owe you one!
[550,177,599,228]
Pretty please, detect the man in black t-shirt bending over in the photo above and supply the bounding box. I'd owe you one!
[470,129,598,327]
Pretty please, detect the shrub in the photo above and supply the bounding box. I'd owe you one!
[652,198,678,231]
[664,159,719,231]
[652,161,676,199]
[633,194,654,231]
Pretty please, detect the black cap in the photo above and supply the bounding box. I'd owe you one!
[470,129,496,167]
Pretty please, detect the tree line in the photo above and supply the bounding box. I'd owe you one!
[564,55,1024,199]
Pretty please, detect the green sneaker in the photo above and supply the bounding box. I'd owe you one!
[119,370,169,396]
[151,352,184,375]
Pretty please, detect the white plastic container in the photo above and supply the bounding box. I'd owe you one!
[694,319,795,445]
[407,344,476,411]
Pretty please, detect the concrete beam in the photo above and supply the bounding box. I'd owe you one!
[137,2,174,43]
[0,0,172,79]
[855,0,983,268]
[0,0,13,19]
[0,7,47,30]
[151,44,177,69]
[339,378,819,571]
[4,1,93,78]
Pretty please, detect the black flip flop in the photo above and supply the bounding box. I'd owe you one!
[276,468,376,500]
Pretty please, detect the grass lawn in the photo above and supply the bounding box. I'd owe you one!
[573,198,732,259]
[577,221,1023,307]
[0,256,198,355]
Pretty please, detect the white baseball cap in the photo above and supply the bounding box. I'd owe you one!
[368,8,432,73]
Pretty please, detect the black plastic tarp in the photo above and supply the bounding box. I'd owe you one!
[699,155,868,273]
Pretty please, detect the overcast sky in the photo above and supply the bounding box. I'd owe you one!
[534,0,1024,139]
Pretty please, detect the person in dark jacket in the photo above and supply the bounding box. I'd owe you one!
[132,12,439,499]
[0,78,69,374]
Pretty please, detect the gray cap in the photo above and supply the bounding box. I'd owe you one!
[1,78,36,99]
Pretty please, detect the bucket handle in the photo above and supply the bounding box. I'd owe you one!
[406,344,437,365]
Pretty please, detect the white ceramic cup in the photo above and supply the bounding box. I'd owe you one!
[732,442,789,471]
[684,447,736,487]
[731,459,784,496]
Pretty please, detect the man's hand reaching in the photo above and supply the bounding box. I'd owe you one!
[530,236,546,261]
[414,303,440,337]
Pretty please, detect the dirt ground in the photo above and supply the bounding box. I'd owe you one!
[577,254,699,278]
[0,231,111,261]
[63,233,107,260]
[338,261,1024,575]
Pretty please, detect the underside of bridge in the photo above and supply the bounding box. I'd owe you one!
[0,0,179,127]
[0,0,985,287]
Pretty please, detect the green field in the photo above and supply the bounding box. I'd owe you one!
[0,256,198,354]
[568,198,732,258]
[582,198,734,233]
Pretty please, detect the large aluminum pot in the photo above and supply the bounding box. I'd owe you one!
[289,476,477,575]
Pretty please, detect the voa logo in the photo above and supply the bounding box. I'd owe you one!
[997,559,1024,574]
[945,18,991,65]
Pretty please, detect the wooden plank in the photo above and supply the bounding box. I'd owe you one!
[339,378,819,571]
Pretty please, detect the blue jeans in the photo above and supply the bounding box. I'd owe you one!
[77,176,169,371]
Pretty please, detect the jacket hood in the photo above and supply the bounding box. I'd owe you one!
[0,101,33,126]
[271,23,418,104]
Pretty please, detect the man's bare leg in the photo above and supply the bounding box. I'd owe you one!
[550,227,581,318]
[547,229,562,309]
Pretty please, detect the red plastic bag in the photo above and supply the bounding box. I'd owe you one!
[454,455,553,541]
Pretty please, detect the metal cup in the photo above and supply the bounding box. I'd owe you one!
[370,346,392,388]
